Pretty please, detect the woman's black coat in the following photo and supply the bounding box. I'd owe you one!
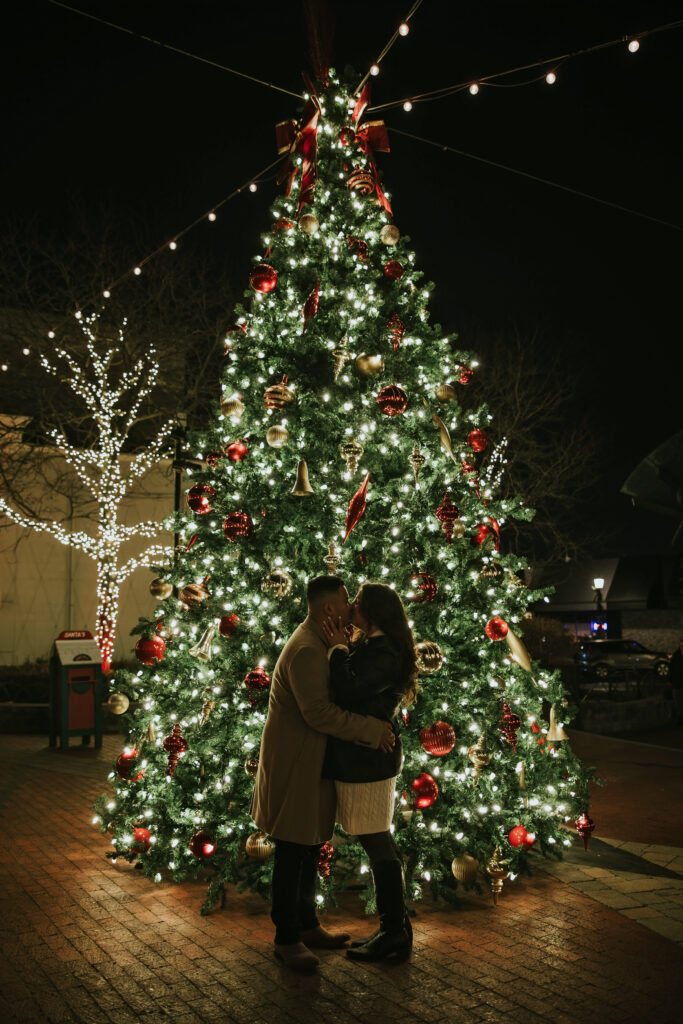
[321,634,405,783]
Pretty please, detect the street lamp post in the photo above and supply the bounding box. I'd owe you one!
[592,576,605,636]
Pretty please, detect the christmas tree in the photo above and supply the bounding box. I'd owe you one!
[95,68,593,914]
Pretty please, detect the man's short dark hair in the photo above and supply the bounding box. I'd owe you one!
[307,575,345,608]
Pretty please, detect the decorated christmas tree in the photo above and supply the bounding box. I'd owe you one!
[95,68,594,914]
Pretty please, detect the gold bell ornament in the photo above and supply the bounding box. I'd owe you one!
[188,624,216,663]
[486,847,510,905]
[291,459,314,496]
[546,705,569,742]
[340,439,364,475]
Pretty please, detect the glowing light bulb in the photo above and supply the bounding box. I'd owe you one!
[249,183,257,193]
[102,289,111,298]
[398,22,409,36]
[545,71,557,85]
[370,64,380,76]
[208,211,217,221]
[469,83,479,96]
[403,100,413,112]
[628,39,640,53]
[133,267,142,276]
[22,347,29,355]
[169,241,177,250]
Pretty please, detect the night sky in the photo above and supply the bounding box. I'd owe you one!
[3,0,682,553]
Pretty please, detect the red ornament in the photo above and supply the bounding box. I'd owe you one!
[115,749,144,782]
[318,841,334,880]
[135,634,165,666]
[575,812,595,851]
[508,825,528,848]
[225,439,248,462]
[485,617,509,641]
[461,459,478,477]
[386,313,406,352]
[455,364,474,384]
[163,724,188,776]
[186,484,216,515]
[131,826,151,853]
[383,260,404,280]
[435,493,460,542]
[411,772,439,809]
[189,830,217,859]
[410,571,438,603]
[223,511,254,542]
[347,236,369,261]
[249,263,278,293]
[244,666,271,706]
[420,721,456,756]
[272,218,294,233]
[205,450,223,467]
[500,701,522,752]
[218,614,241,638]
[303,280,320,330]
[467,429,488,452]
[178,580,210,609]
[472,521,499,551]
[185,535,198,552]
[338,126,355,147]
[377,384,408,416]
[523,832,536,848]
[401,708,409,727]
[343,472,370,544]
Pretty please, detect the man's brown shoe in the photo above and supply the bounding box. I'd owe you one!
[299,925,351,949]
[273,942,319,971]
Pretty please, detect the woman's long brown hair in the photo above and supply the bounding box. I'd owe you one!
[357,582,419,706]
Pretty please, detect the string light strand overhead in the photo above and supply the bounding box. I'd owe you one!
[355,0,423,95]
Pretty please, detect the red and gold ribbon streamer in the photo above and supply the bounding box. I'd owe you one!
[276,73,321,214]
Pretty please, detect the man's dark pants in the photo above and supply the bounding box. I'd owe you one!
[271,839,322,944]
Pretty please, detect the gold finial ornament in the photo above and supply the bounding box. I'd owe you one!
[547,705,569,742]
[486,847,510,905]
[291,459,314,496]
[199,688,215,727]
[188,624,216,663]
[340,439,364,475]
[323,541,341,574]
[332,335,351,380]
[468,734,491,787]
[408,443,426,484]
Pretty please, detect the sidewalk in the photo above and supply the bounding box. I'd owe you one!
[1,730,682,1024]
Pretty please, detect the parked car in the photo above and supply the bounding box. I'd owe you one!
[574,638,670,681]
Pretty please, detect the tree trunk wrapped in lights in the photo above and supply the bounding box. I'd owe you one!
[94,69,594,914]
[0,314,174,670]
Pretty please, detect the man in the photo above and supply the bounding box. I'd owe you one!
[251,575,395,972]
[668,638,683,723]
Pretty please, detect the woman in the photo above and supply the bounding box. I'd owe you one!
[321,581,418,962]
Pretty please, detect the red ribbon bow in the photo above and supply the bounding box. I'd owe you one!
[351,84,392,215]
[276,73,321,214]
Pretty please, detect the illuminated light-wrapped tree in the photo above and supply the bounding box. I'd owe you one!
[94,69,593,913]
[0,314,174,670]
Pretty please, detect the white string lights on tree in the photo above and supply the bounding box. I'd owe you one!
[0,314,176,671]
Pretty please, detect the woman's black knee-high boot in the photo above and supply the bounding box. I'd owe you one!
[347,860,412,962]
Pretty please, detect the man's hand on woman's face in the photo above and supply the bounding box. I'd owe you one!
[322,615,348,648]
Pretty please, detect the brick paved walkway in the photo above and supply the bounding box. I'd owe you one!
[1,733,682,1024]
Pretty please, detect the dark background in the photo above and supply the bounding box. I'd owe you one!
[2,0,682,553]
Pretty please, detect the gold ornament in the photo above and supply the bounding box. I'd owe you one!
[298,213,319,235]
[486,847,510,905]
[264,376,295,409]
[323,541,341,574]
[547,705,569,742]
[452,520,466,539]
[340,439,364,475]
[508,571,526,588]
[435,383,457,403]
[149,578,173,600]
[107,692,129,715]
[432,412,458,465]
[199,688,215,727]
[332,336,351,380]
[518,760,526,790]
[179,580,210,610]
[505,630,533,673]
[346,166,374,195]
[188,624,216,662]
[480,561,504,581]
[408,444,426,484]
[291,459,314,496]
[245,756,259,778]
[380,224,400,245]
[266,424,289,448]
[355,353,384,377]
[220,394,244,421]
[468,735,491,787]
[261,569,294,598]
[415,641,444,674]
[245,830,275,860]
[147,722,156,742]
[451,853,479,883]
